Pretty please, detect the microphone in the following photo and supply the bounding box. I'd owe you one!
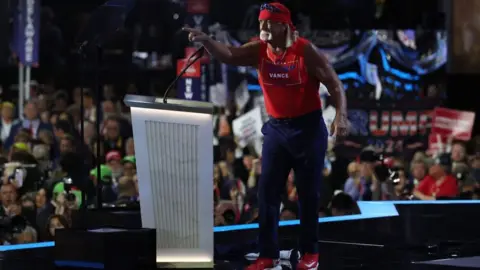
[162,46,205,103]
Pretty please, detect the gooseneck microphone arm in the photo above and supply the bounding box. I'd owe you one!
[162,46,205,103]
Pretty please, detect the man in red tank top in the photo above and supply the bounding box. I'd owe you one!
[184,3,348,270]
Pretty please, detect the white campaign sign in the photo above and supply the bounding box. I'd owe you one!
[232,107,263,148]
[323,105,336,136]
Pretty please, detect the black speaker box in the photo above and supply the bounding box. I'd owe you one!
[54,228,156,270]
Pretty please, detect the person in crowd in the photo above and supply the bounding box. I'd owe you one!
[90,165,116,203]
[125,138,135,156]
[343,162,364,201]
[59,135,75,154]
[237,149,254,184]
[20,193,37,228]
[451,141,468,167]
[35,188,54,241]
[52,91,69,112]
[54,120,75,140]
[382,168,412,200]
[21,193,35,209]
[66,105,81,128]
[219,142,237,181]
[414,154,458,200]
[101,100,132,139]
[218,161,233,185]
[215,200,240,226]
[225,176,247,219]
[32,144,51,173]
[81,89,98,124]
[36,95,49,116]
[280,207,297,220]
[360,159,381,201]
[4,101,54,150]
[115,176,138,205]
[410,159,428,187]
[280,170,299,220]
[103,117,127,156]
[102,84,117,102]
[55,120,92,167]
[455,162,475,193]
[469,154,480,183]
[8,142,30,161]
[246,158,262,190]
[13,226,37,244]
[214,164,226,201]
[0,184,18,217]
[121,156,136,178]
[45,214,69,240]
[38,129,55,146]
[83,121,96,146]
[40,111,51,124]
[105,150,123,179]
[286,169,297,203]
[0,102,19,144]
[57,151,91,201]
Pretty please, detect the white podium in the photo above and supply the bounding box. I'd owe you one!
[124,95,214,267]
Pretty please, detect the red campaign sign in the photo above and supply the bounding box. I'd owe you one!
[431,107,476,141]
[185,47,210,64]
[186,0,210,14]
[177,59,201,78]
[427,133,448,156]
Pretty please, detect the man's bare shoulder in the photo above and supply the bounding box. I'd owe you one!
[236,40,262,50]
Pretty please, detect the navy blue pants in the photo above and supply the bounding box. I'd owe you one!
[258,110,328,258]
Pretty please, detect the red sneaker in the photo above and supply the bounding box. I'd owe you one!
[245,258,280,270]
[296,253,319,270]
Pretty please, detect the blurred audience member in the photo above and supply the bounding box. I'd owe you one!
[0,102,18,143]
[414,154,458,200]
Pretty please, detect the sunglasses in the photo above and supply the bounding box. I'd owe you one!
[260,3,282,13]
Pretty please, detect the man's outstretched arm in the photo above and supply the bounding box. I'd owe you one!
[183,27,260,67]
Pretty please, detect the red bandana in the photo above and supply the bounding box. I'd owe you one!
[258,2,294,30]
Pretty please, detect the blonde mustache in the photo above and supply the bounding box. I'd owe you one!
[259,31,272,41]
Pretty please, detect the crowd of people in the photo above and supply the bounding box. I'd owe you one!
[343,141,480,201]
[212,106,480,226]
[0,85,138,244]
[4,81,478,245]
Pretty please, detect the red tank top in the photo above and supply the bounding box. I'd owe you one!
[257,37,322,118]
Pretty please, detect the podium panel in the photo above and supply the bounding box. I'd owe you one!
[124,95,214,266]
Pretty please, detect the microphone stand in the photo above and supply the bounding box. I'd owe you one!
[77,41,88,229]
[94,45,103,210]
[162,46,205,103]
[75,40,104,230]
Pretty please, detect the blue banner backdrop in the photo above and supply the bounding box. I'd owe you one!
[14,0,41,67]
[221,30,447,101]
